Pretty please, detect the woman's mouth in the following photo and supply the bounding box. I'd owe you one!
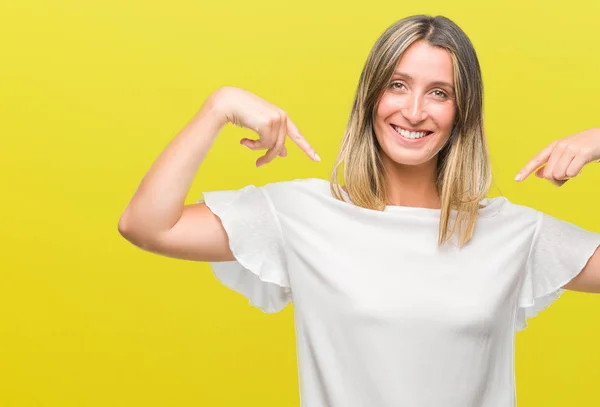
[391,124,433,140]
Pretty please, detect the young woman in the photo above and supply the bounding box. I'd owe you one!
[118,14,600,407]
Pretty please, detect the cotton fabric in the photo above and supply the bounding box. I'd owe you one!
[199,178,600,407]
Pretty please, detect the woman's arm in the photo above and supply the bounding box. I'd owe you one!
[516,127,600,293]
[117,86,318,261]
[562,246,600,293]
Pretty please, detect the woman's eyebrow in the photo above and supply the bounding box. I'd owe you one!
[392,71,454,89]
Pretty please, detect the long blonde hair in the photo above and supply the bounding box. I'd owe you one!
[330,15,491,248]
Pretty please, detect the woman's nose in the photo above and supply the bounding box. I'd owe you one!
[401,96,427,123]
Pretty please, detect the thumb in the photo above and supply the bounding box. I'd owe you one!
[535,167,544,178]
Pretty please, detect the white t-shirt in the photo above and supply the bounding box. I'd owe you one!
[199,178,600,407]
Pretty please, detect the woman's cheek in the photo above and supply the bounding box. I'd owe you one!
[378,96,401,116]
[431,102,455,122]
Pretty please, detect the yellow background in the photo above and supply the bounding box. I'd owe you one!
[1,0,600,405]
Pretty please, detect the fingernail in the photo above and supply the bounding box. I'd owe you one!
[514,174,522,182]
[314,153,321,162]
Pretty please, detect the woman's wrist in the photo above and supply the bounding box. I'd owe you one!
[201,87,235,129]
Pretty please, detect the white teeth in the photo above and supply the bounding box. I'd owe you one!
[393,126,429,139]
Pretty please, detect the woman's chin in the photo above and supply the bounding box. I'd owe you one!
[382,150,438,167]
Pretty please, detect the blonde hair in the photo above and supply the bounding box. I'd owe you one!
[330,15,491,248]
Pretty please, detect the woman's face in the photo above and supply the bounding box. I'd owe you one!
[374,40,457,168]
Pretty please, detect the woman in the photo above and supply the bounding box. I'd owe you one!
[118,15,600,407]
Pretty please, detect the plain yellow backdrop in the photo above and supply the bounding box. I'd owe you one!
[1,0,599,406]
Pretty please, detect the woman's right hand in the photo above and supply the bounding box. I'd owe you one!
[211,86,320,167]
[120,85,320,261]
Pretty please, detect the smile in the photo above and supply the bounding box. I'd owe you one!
[391,125,433,140]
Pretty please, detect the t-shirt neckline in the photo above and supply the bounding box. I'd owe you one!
[309,178,504,219]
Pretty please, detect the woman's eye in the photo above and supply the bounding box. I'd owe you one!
[391,82,406,90]
[432,90,448,98]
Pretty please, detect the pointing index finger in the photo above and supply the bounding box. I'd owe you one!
[515,142,555,182]
[286,117,320,161]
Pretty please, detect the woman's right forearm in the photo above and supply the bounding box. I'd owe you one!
[118,89,228,239]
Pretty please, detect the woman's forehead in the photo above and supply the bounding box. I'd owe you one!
[394,41,454,85]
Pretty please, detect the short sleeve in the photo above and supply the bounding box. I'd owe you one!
[516,211,600,331]
[197,184,292,313]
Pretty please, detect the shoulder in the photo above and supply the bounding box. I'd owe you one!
[263,177,329,192]
[482,195,541,231]
[260,178,346,218]
[262,177,334,202]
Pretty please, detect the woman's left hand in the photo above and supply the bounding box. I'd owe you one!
[515,128,600,186]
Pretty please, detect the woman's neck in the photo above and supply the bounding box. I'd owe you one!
[382,156,441,209]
